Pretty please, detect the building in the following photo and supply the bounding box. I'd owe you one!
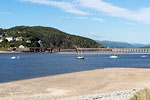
[6,37,14,42]
[0,39,3,42]
[19,45,25,48]
[26,40,31,43]
[17,31,26,33]
[16,37,23,41]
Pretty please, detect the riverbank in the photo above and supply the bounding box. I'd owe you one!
[1,68,150,100]
[0,50,23,53]
[59,52,150,54]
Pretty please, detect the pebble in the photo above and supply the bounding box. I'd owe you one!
[62,89,140,100]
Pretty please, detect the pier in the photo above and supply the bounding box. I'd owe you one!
[60,48,150,54]
[2,47,150,54]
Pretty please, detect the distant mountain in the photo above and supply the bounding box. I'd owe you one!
[97,40,137,48]
[97,40,150,48]
[0,26,103,49]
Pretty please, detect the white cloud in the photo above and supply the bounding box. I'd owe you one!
[20,0,150,24]
[76,0,150,24]
[75,17,104,23]
[125,22,136,25]
[91,18,104,22]
[20,0,88,15]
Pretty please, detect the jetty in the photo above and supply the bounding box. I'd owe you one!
[1,47,150,54]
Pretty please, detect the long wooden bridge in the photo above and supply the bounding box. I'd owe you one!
[76,48,150,54]
[8,47,150,54]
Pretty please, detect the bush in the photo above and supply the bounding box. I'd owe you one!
[129,88,150,100]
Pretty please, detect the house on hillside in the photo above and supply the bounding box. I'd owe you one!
[26,40,31,43]
[17,31,26,34]
[16,37,23,41]
[0,39,3,43]
[19,45,25,48]
[6,37,14,42]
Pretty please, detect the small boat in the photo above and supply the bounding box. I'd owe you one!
[110,55,119,59]
[76,48,84,59]
[11,56,16,59]
[76,56,84,59]
[141,55,148,58]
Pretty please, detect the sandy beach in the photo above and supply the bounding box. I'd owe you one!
[1,68,150,100]
[0,51,22,53]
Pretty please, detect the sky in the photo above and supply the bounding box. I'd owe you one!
[1,0,150,44]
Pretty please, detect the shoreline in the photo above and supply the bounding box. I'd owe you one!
[1,50,150,54]
[59,52,150,54]
[1,68,150,100]
[0,50,23,53]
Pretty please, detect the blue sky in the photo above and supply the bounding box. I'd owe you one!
[1,0,150,44]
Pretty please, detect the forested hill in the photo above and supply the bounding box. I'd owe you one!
[0,26,103,48]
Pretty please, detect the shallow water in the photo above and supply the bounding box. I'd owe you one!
[0,53,150,83]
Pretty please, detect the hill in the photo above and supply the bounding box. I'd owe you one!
[97,40,150,48]
[0,26,103,49]
[97,40,136,48]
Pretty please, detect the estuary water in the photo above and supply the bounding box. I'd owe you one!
[0,53,150,83]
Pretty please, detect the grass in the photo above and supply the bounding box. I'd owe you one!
[129,88,150,100]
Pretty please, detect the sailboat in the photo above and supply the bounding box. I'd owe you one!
[110,55,119,59]
[110,47,119,59]
[141,55,148,58]
[11,56,16,59]
[76,49,84,59]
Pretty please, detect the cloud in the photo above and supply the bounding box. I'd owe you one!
[20,0,88,15]
[91,18,104,22]
[76,0,150,24]
[75,17,104,23]
[20,0,150,24]
[125,22,136,25]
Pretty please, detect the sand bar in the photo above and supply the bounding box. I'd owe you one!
[1,68,150,100]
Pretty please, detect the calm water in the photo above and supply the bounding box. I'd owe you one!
[0,53,150,83]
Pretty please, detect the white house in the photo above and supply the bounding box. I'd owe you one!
[0,39,3,43]
[16,37,22,41]
[19,45,25,48]
[18,31,26,33]
[26,40,31,43]
[6,37,14,42]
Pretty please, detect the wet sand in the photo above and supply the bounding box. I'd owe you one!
[1,68,150,100]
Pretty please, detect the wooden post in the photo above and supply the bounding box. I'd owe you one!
[58,48,60,53]
[75,49,78,53]
[34,48,36,52]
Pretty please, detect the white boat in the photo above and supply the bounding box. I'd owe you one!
[141,55,148,58]
[110,55,119,59]
[76,56,84,59]
[76,49,84,59]
[11,56,16,59]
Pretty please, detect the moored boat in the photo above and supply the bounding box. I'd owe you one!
[110,55,119,59]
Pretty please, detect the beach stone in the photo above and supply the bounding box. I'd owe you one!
[62,89,139,100]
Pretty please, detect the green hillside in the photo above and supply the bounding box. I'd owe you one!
[0,26,103,49]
